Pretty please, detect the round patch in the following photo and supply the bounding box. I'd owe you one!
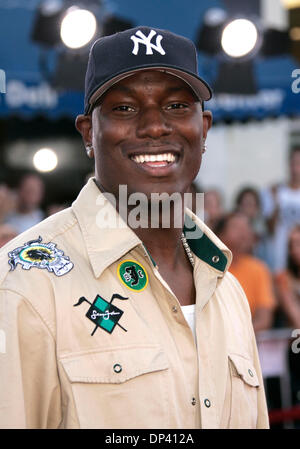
[117,260,148,292]
[20,245,54,264]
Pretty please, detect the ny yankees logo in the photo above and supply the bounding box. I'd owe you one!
[130,29,166,56]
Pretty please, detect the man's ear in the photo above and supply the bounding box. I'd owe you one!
[202,110,213,140]
[75,114,92,146]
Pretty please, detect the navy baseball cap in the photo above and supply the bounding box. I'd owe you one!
[84,26,212,114]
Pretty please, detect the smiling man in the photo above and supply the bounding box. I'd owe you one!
[0,26,269,429]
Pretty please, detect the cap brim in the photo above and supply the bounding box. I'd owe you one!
[87,65,212,114]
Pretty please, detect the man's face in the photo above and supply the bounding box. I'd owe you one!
[221,215,254,255]
[77,70,212,199]
[18,175,44,210]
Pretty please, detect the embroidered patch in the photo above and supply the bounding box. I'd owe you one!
[8,236,73,277]
[73,293,128,335]
[117,260,148,292]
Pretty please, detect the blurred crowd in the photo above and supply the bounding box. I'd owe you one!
[201,145,300,421]
[201,146,300,337]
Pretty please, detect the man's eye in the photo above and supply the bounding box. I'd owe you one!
[113,105,135,112]
[166,103,188,110]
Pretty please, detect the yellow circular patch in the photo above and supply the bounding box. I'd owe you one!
[20,245,54,263]
[117,259,148,292]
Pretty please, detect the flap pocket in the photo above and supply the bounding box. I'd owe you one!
[60,345,169,384]
[228,353,259,387]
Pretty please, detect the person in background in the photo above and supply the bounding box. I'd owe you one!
[274,225,300,330]
[4,173,45,234]
[0,224,18,248]
[274,225,300,411]
[235,186,272,268]
[261,146,300,272]
[0,183,17,224]
[204,188,224,232]
[215,212,276,333]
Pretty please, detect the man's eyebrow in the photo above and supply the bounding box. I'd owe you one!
[106,85,133,95]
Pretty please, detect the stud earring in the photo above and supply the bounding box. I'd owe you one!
[202,143,207,153]
[86,145,94,158]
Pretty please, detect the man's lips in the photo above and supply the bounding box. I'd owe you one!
[130,152,177,165]
[123,142,182,174]
[130,151,179,176]
[128,150,180,175]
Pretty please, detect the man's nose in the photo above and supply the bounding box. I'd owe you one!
[136,106,172,139]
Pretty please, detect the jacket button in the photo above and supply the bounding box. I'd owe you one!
[172,306,178,313]
[191,397,196,406]
[204,399,211,408]
[248,369,254,377]
[113,363,122,373]
[212,255,219,263]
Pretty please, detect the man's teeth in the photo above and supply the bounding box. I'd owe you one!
[132,153,176,163]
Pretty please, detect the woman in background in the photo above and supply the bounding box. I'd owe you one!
[275,225,300,411]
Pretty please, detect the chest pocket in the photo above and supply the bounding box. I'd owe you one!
[60,344,170,428]
[228,353,260,429]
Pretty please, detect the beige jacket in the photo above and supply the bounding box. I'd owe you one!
[0,178,269,429]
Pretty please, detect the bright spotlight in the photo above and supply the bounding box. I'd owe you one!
[33,148,58,172]
[60,7,97,49]
[221,19,258,58]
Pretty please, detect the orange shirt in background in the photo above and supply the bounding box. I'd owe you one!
[229,254,276,317]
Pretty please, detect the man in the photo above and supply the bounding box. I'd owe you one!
[0,26,269,428]
[5,173,45,234]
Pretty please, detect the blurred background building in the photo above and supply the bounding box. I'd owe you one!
[0,0,300,428]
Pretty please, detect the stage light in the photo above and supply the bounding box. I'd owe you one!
[60,7,97,49]
[281,0,300,9]
[33,148,58,172]
[31,1,135,90]
[31,0,64,47]
[221,19,258,58]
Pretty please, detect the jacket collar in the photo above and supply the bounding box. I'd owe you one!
[72,178,141,278]
[72,178,232,278]
[184,210,232,274]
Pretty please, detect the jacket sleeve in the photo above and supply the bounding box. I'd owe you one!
[0,289,61,428]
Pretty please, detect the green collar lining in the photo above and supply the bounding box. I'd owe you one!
[142,215,227,272]
[183,215,227,272]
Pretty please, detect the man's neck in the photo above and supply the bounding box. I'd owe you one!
[93,178,190,268]
[135,226,185,268]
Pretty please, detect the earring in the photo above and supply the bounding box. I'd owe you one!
[202,143,207,153]
[86,145,94,158]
